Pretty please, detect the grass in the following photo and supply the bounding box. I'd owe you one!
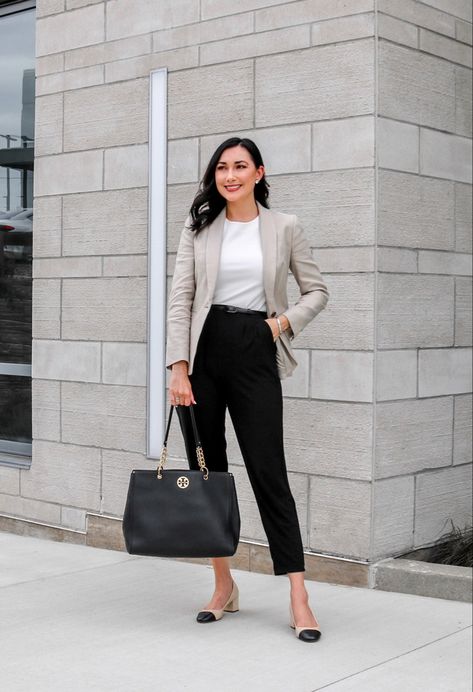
[428,521,473,568]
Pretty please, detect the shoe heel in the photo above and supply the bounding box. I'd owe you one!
[223,582,239,612]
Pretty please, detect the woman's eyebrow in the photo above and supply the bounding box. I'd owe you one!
[217,160,248,165]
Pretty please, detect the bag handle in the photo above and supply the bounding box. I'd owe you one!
[157,405,209,480]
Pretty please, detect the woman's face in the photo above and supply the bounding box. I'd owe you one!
[214,145,264,203]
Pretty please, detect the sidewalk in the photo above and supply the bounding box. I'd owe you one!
[1,531,471,692]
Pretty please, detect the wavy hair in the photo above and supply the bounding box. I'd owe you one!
[188,137,270,234]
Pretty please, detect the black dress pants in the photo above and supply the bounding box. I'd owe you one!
[187,305,305,576]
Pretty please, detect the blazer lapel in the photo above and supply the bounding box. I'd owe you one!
[205,205,226,301]
[257,201,277,313]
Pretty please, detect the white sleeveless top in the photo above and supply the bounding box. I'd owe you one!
[212,215,267,312]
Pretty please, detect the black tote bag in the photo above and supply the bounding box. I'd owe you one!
[122,405,240,558]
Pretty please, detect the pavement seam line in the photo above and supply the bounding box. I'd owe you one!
[309,625,473,692]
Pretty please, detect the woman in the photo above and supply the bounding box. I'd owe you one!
[166,137,329,642]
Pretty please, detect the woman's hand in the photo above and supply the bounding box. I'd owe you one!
[264,314,291,341]
[169,361,196,407]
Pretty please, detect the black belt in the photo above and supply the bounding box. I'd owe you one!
[211,303,267,316]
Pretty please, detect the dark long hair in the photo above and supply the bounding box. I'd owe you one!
[188,137,270,234]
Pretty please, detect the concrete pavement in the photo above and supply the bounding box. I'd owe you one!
[1,531,471,692]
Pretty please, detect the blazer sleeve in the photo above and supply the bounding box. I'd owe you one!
[283,215,329,340]
[165,215,196,370]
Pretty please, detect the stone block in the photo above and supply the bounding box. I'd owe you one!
[102,343,147,386]
[34,151,103,196]
[33,257,102,278]
[455,182,472,253]
[67,0,103,8]
[167,183,199,251]
[64,79,148,151]
[379,41,455,132]
[0,493,62,525]
[32,279,61,339]
[61,382,146,452]
[168,139,199,185]
[377,247,417,273]
[281,349,309,398]
[312,12,375,45]
[378,170,454,249]
[22,439,101,509]
[420,28,472,67]
[456,277,473,346]
[377,12,418,48]
[416,0,472,22]
[202,0,287,20]
[102,449,155,516]
[312,116,374,170]
[378,0,456,37]
[315,247,375,273]
[419,250,472,275]
[375,397,453,478]
[152,12,253,51]
[61,506,87,531]
[255,0,374,31]
[377,118,419,173]
[106,0,199,41]
[289,273,374,350]
[37,3,104,55]
[309,475,371,559]
[456,65,472,137]
[200,125,312,178]
[200,25,310,66]
[37,0,65,18]
[268,169,375,247]
[283,398,373,480]
[105,47,198,82]
[0,466,20,495]
[65,34,151,70]
[311,350,373,402]
[376,350,417,401]
[372,476,415,558]
[32,195,62,258]
[32,379,60,442]
[62,188,148,255]
[34,93,63,156]
[415,463,473,545]
[377,274,454,348]
[32,340,101,383]
[419,347,472,397]
[420,129,472,183]
[103,255,147,277]
[454,394,472,465]
[255,40,374,127]
[104,144,148,190]
[36,53,65,76]
[456,18,473,44]
[62,277,147,341]
[168,61,253,138]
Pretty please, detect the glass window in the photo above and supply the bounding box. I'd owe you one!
[0,2,35,466]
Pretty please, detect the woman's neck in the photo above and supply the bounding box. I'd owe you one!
[225,198,259,222]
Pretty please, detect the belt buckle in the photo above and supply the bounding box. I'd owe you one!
[226,305,238,313]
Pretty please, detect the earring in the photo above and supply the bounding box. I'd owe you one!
[255,179,260,184]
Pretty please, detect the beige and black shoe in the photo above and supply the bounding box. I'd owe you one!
[289,603,322,642]
[196,580,239,623]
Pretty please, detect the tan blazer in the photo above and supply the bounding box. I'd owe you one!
[166,200,329,379]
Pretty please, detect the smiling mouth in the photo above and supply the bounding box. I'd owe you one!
[225,185,241,191]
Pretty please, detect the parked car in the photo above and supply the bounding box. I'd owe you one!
[0,208,33,261]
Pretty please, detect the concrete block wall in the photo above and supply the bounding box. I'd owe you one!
[0,0,471,567]
[373,0,472,559]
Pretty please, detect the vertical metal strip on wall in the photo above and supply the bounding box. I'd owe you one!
[147,68,167,459]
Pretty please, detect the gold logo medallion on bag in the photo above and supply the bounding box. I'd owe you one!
[177,476,190,489]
